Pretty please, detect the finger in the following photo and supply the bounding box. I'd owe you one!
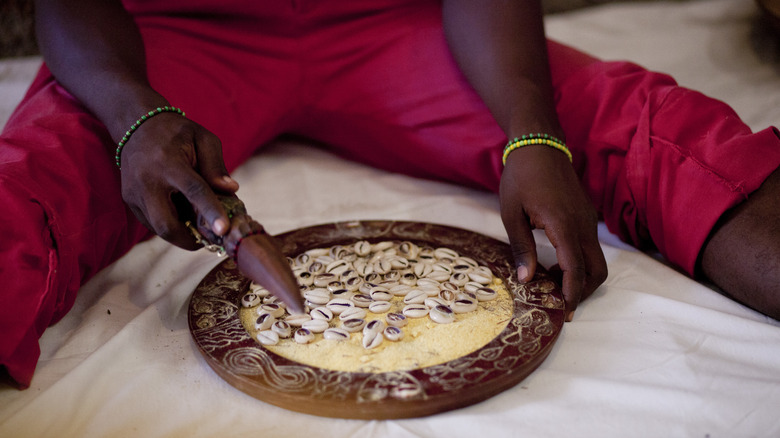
[194,128,239,193]
[141,191,202,249]
[547,230,587,322]
[580,233,608,302]
[168,165,230,236]
[501,206,538,283]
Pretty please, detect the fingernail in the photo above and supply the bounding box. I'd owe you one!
[222,175,236,185]
[517,265,529,282]
[213,218,228,235]
[565,310,575,322]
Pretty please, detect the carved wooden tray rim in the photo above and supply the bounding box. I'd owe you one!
[188,220,565,419]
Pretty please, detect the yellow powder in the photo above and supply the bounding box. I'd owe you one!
[240,279,513,373]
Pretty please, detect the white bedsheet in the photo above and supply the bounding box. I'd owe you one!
[2,1,779,436]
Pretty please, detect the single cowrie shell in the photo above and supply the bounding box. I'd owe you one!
[419,284,441,297]
[419,246,435,258]
[457,291,478,301]
[424,297,449,309]
[293,253,311,268]
[402,304,429,318]
[452,263,473,274]
[400,273,418,286]
[351,293,373,308]
[306,247,329,257]
[241,293,261,308]
[323,327,350,341]
[372,241,394,252]
[389,256,410,270]
[364,273,381,283]
[468,267,493,284]
[327,280,345,292]
[416,278,440,288]
[258,303,285,318]
[362,331,384,350]
[339,307,368,321]
[271,320,292,338]
[303,288,331,305]
[413,263,433,278]
[449,273,469,286]
[418,254,436,263]
[434,247,459,260]
[363,319,386,337]
[344,276,363,291]
[389,284,413,297]
[308,261,325,275]
[310,307,334,321]
[438,256,456,266]
[430,304,455,324]
[463,281,484,294]
[296,270,314,286]
[315,256,336,268]
[383,270,401,282]
[455,256,479,268]
[476,287,498,301]
[256,330,279,346]
[340,269,358,281]
[398,241,419,259]
[342,318,367,333]
[254,313,276,331]
[431,262,453,274]
[383,326,404,342]
[326,298,355,315]
[403,289,428,305]
[370,288,393,301]
[285,313,312,327]
[386,312,408,327]
[330,289,354,300]
[294,328,315,344]
[373,259,392,275]
[313,273,337,287]
[368,301,393,314]
[438,289,457,302]
[427,270,452,282]
[439,281,459,292]
[354,240,372,256]
[359,281,376,295]
[452,298,478,313]
[326,259,350,276]
[353,259,373,277]
[302,318,330,333]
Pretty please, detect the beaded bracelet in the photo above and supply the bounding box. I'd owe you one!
[115,106,186,169]
[502,133,573,165]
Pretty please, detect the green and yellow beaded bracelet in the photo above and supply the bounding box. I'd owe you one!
[115,106,186,169]
[502,133,573,165]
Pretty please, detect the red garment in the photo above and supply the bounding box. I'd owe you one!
[2,0,779,388]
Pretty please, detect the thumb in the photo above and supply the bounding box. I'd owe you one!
[194,128,239,193]
[501,207,538,283]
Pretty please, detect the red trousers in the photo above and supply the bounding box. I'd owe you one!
[2,0,779,387]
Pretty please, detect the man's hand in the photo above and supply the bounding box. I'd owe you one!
[500,145,607,321]
[118,113,239,250]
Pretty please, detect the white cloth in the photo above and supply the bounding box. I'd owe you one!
[2,1,780,436]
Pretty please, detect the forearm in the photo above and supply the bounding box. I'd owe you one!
[442,0,563,140]
[35,0,168,141]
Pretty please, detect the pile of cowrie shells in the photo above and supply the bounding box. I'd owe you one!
[241,240,499,351]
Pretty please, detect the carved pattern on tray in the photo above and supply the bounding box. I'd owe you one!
[189,221,565,418]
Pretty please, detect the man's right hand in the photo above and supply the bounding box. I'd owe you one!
[118,113,239,250]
